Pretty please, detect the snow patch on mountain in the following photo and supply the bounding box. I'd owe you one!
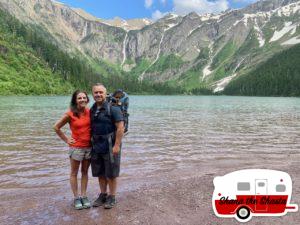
[213,57,245,92]
[276,2,300,16]
[237,2,299,30]
[243,14,256,27]
[203,65,212,78]
[165,23,179,31]
[233,19,241,27]
[199,13,220,22]
[213,74,237,92]
[253,19,265,47]
[292,2,300,13]
[167,13,179,19]
[210,14,222,20]
[143,19,151,25]
[269,22,297,42]
[188,24,204,37]
[200,14,211,21]
[281,35,300,45]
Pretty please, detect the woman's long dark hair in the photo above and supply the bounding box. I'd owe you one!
[70,90,89,117]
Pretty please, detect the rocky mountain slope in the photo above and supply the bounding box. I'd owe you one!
[223,43,300,96]
[0,0,299,92]
[72,8,152,31]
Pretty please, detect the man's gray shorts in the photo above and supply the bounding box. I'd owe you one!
[91,151,121,178]
[69,147,91,161]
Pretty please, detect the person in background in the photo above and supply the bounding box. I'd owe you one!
[53,90,91,210]
[90,83,124,209]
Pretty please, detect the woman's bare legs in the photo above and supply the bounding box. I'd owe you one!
[70,158,81,197]
[81,159,90,197]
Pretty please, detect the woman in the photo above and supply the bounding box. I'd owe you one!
[54,90,91,210]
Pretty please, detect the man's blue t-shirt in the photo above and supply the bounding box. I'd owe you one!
[91,101,124,153]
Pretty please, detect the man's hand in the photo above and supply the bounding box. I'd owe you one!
[113,121,124,155]
[112,145,120,155]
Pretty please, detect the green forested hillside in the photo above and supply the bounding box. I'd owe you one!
[223,44,300,96]
[0,13,74,94]
[0,9,182,95]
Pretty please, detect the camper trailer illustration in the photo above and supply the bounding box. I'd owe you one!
[212,169,298,222]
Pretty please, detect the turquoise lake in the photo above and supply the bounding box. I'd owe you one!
[0,96,300,190]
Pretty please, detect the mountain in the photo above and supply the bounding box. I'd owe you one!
[0,8,74,95]
[0,0,299,94]
[72,9,152,31]
[98,17,152,31]
[0,7,182,95]
[0,0,126,64]
[223,43,300,96]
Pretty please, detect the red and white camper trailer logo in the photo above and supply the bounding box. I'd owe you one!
[212,169,298,222]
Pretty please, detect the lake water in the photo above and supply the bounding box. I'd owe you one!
[0,96,300,190]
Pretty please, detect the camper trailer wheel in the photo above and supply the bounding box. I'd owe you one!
[237,206,250,220]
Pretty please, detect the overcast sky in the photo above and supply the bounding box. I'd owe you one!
[58,0,258,20]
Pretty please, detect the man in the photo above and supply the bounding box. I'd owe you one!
[90,83,124,209]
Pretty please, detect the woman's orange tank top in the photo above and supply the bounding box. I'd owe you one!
[66,108,91,148]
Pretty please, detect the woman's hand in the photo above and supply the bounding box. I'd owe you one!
[66,137,75,145]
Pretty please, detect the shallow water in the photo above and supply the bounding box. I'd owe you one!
[0,96,300,189]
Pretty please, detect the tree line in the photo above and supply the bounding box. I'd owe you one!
[223,44,300,96]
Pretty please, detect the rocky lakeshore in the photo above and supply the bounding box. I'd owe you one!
[1,155,300,225]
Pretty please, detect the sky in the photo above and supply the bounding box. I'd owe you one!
[57,0,258,20]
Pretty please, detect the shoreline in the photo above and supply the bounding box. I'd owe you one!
[1,159,300,225]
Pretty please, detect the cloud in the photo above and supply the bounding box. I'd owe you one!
[145,0,153,8]
[173,0,229,15]
[152,10,168,20]
[233,0,257,3]
[160,0,167,5]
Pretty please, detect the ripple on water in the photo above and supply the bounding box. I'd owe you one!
[1,96,300,189]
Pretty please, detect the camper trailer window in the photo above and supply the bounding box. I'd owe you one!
[276,184,286,192]
[237,182,250,191]
[258,182,265,187]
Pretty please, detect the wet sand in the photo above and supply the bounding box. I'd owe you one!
[1,154,300,225]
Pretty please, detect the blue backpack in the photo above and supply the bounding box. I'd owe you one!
[107,89,129,134]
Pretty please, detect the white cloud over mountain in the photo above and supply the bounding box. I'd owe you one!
[152,9,168,20]
[173,0,229,15]
[145,0,153,8]
[233,0,257,3]
[148,0,231,20]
